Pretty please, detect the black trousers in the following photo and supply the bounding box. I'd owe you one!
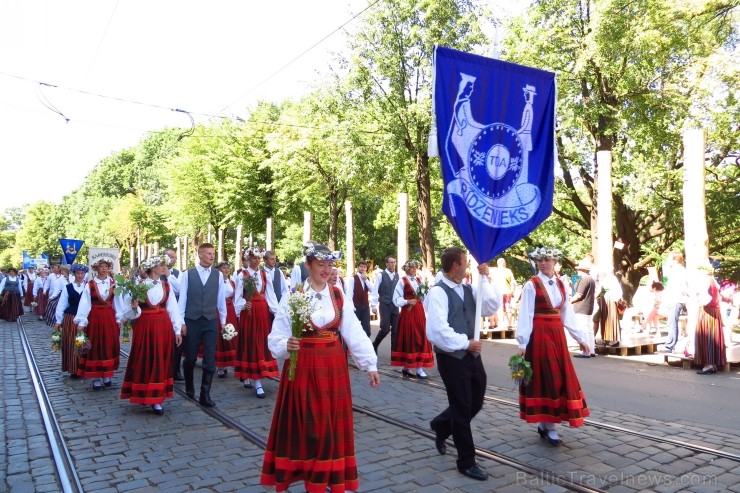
[355,305,371,337]
[430,352,487,470]
[183,316,217,373]
[373,302,399,349]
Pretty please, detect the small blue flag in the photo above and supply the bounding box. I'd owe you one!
[432,46,556,264]
[59,239,84,265]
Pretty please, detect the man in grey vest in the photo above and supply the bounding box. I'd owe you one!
[178,243,227,407]
[290,256,309,291]
[371,256,399,353]
[424,247,500,481]
[263,251,288,324]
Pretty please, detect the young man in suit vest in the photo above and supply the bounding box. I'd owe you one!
[178,243,227,407]
[424,247,501,481]
[371,256,399,353]
[263,251,288,324]
[345,260,373,337]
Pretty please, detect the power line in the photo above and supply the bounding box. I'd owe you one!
[84,0,120,88]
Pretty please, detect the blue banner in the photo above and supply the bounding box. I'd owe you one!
[22,251,48,269]
[432,46,556,263]
[59,239,84,265]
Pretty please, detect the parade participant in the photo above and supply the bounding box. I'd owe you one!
[490,258,516,328]
[289,255,309,291]
[44,265,67,327]
[694,265,726,375]
[234,247,279,398]
[344,260,373,337]
[329,267,345,292]
[54,265,88,378]
[33,267,50,320]
[160,248,185,382]
[263,250,288,325]
[661,250,689,353]
[178,244,227,407]
[120,256,183,415]
[391,259,434,379]
[75,259,123,390]
[425,247,500,481]
[517,247,590,447]
[260,241,379,493]
[22,266,37,308]
[371,255,400,353]
[0,268,25,322]
[215,261,238,378]
[571,260,596,357]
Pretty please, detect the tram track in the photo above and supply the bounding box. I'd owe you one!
[17,318,84,493]
[376,367,740,463]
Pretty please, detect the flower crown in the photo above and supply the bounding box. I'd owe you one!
[92,259,113,269]
[141,254,169,270]
[70,264,89,273]
[403,259,422,271]
[529,247,562,261]
[303,242,343,262]
[243,247,266,260]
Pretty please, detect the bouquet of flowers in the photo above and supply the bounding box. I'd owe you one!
[51,329,62,351]
[242,274,258,312]
[30,301,38,310]
[121,320,132,343]
[508,354,533,387]
[407,282,429,311]
[222,323,238,341]
[286,291,320,381]
[114,274,153,302]
[74,329,92,355]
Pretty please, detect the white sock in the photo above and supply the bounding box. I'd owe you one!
[547,430,560,441]
[153,404,162,410]
[254,379,263,390]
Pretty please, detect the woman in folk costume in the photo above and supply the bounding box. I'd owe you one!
[33,267,50,320]
[694,264,726,375]
[234,247,279,397]
[260,241,379,493]
[391,259,434,379]
[119,255,183,416]
[54,265,88,378]
[516,247,590,446]
[45,265,68,327]
[215,261,238,378]
[75,259,124,390]
[0,268,25,322]
[22,266,37,308]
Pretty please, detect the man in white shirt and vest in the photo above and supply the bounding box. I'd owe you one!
[345,260,373,337]
[371,256,400,353]
[263,251,288,324]
[178,243,227,407]
[424,247,501,481]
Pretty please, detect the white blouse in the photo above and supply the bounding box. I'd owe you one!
[393,275,420,308]
[54,282,86,324]
[268,283,377,372]
[74,277,126,327]
[33,276,49,297]
[120,279,182,334]
[234,267,279,315]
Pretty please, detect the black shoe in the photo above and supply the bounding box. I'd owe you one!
[590,354,596,358]
[458,465,487,481]
[537,426,547,439]
[256,387,266,399]
[103,379,112,387]
[151,405,164,416]
[92,380,102,391]
[199,371,216,407]
[573,354,590,358]
[696,368,717,375]
[174,371,184,382]
[70,374,80,379]
[432,429,447,455]
[401,368,414,378]
[217,369,227,378]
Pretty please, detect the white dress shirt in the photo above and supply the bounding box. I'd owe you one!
[344,273,373,309]
[48,274,66,298]
[177,265,227,325]
[393,275,420,308]
[22,272,37,292]
[33,276,49,297]
[263,266,289,313]
[370,269,398,307]
[290,260,307,291]
[234,267,279,315]
[0,276,24,296]
[121,279,183,334]
[55,281,86,324]
[516,272,583,350]
[74,277,125,327]
[424,274,500,353]
[664,263,688,305]
[267,283,378,372]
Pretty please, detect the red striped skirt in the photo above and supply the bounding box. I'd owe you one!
[216,298,238,367]
[35,290,49,315]
[0,291,24,322]
[44,294,60,327]
[694,305,726,367]
[77,305,121,378]
[24,281,34,306]
[520,313,589,426]
[60,313,80,375]
[391,302,434,368]
[234,297,278,380]
[260,335,358,493]
[120,309,175,405]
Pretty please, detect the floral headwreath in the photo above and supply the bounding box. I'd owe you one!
[215,261,232,270]
[141,254,169,270]
[91,259,114,269]
[243,247,266,260]
[529,247,562,261]
[303,242,343,262]
[402,259,422,271]
[70,264,89,273]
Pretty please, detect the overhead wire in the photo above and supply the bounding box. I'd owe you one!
[83,0,120,88]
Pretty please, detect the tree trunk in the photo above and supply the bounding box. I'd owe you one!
[416,153,435,269]
[328,191,339,251]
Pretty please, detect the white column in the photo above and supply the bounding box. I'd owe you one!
[596,150,613,273]
[303,211,313,244]
[176,237,182,271]
[682,129,709,270]
[397,193,408,275]
[217,229,225,262]
[345,201,355,277]
[235,226,243,269]
[266,218,274,252]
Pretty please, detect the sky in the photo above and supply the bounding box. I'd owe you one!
[0,0,529,213]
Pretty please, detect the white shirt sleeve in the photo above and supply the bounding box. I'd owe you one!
[370,275,382,307]
[165,285,182,334]
[290,264,302,291]
[55,285,70,325]
[74,285,92,327]
[177,270,189,321]
[344,275,354,300]
[516,281,536,350]
[167,273,181,296]
[339,289,377,371]
[0,278,5,292]
[217,272,227,324]
[393,278,408,307]
[424,284,470,352]
[263,270,279,315]
[233,274,246,314]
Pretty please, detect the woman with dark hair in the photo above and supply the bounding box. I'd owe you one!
[260,241,379,493]
[0,267,25,322]
[54,265,89,378]
[694,266,726,375]
[392,259,434,379]
[119,255,183,415]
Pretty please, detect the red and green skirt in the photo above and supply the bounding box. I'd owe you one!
[694,305,726,367]
[233,296,278,380]
[77,304,121,378]
[391,302,434,368]
[60,312,80,375]
[216,298,239,368]
[260,334,358,493]
[35,290,48,316]
[0,291,24,322]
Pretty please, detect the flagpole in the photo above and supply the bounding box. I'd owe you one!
[474,274,483,341]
